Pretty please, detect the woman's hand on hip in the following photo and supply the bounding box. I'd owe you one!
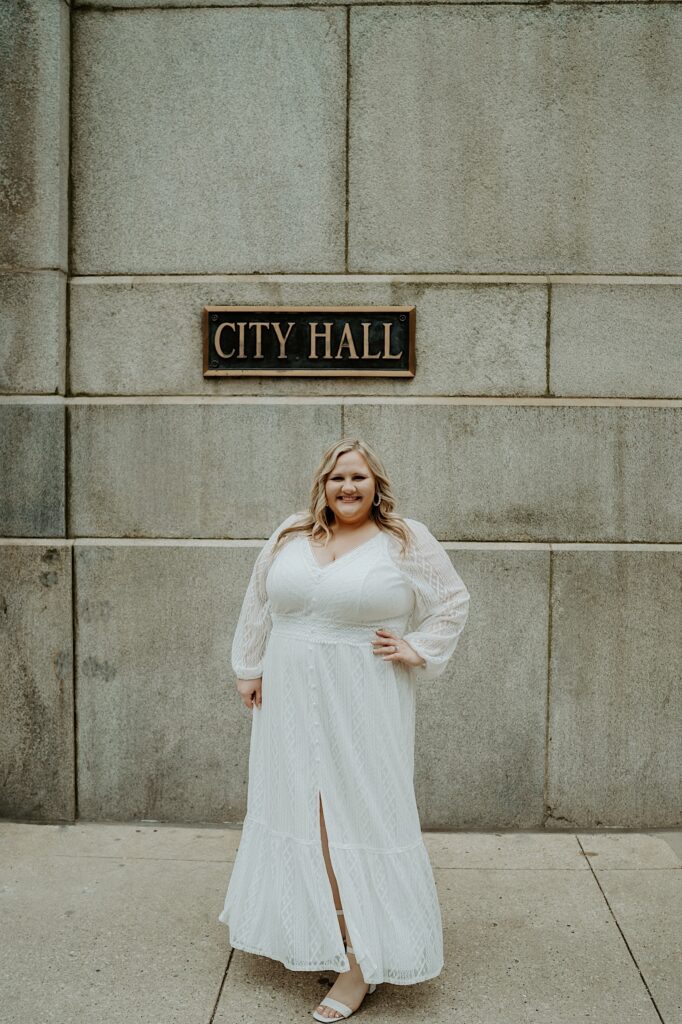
[236,677,262,709]
[371,628,426,669]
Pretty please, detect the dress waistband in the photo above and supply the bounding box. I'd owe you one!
[270,613,405,646]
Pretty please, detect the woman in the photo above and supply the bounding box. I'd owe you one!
[218,438,470,1021]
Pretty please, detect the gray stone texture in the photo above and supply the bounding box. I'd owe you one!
[595,869,682,1024]
[68,402,340,538]
[345,402,682,543]
[72,0,664,6]
[71,8,346,274]
[75,543,277,822]
[0,543,73,821]
[0,0,69,270]
[431,868,662,1024]
[425,831,588,870]
[0,401,65,537]
[1,839,228,1023]
[551,283,682,398]
[578,831,682,870]
[3,0,681,840]
[349,5,682,273]
[415,547,549,829]
[0,819,242,863]
[3,823,679,1024]
[69,276,547,397]
[653,830,682,865]
[0,271,66,394]
[548,550,682,827]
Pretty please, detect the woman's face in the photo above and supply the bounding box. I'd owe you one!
[324,450,376,525]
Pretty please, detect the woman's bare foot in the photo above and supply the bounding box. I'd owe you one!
[314,948,370,1020]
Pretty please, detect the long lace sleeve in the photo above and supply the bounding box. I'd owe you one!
[395,518,470,683]
[231,512,302,679]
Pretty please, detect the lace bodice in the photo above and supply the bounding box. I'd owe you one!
[231,513,470,684]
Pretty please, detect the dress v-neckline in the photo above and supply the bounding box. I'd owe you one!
[305,529,383,571]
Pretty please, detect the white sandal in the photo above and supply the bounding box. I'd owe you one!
[312,919,378,1022]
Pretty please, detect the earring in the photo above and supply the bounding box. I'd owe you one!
[373,493,381,506]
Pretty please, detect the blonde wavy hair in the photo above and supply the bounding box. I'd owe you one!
[273,438,413,558]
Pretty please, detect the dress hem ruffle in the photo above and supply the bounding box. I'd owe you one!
[217,922,444,986]
[218,814,444,986]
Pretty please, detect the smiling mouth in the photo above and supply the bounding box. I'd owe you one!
[338,496,361,501]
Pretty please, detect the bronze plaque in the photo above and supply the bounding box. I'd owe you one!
[203,306,415,377]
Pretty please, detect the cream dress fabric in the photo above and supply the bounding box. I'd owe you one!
[218,513,470,986]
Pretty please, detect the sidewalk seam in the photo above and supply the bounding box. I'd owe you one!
[576,836,667,1024]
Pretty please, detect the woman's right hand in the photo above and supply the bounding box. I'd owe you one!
[236,676,262,709]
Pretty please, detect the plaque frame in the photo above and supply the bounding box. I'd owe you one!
[203,305,416,378]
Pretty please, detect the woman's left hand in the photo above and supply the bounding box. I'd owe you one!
[371,628,426,669]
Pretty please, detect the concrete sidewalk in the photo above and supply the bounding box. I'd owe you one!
[0,823,680,1024]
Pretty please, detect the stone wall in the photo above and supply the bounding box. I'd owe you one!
[1,0,680,827]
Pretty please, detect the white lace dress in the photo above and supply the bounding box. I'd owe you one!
[218,514,470,986]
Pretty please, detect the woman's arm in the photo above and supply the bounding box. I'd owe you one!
[399,518,470,683]
[231,512,301,680]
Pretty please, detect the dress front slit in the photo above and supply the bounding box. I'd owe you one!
[320,783,384,983]
[317,788,351,971]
